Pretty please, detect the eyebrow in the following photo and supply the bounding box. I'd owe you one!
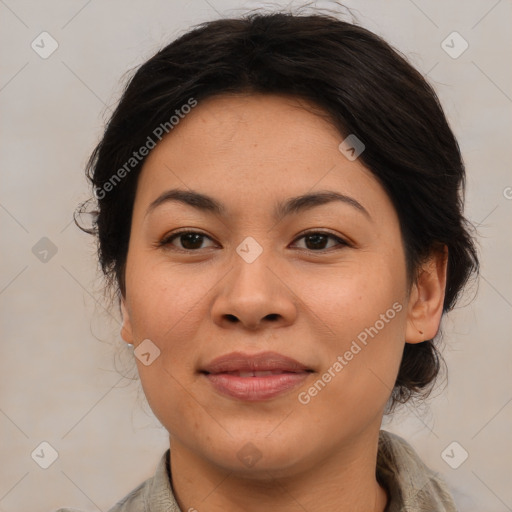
[146,188,371,221]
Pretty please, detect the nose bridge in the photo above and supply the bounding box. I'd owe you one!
[231,233,275,290]
[232,247,275,300]
[211,238,296,329]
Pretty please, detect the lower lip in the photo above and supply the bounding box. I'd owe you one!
[204,372,310,401]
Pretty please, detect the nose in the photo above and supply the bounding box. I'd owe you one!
[210,250,297,332]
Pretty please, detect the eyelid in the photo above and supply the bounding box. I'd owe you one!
[159,229,219,249]
[290,229,352,249]
[159,228,351,252]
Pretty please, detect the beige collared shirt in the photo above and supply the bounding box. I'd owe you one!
[57,430,458,512]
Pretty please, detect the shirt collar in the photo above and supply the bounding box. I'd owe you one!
[144,430,457,512]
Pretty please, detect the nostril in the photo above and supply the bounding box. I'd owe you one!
[265,313,280,321]
[225,314,239,323]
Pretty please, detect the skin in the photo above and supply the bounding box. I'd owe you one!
[120,93,447,512]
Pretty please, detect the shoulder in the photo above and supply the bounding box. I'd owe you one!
[55,449,180,512]
[378,430,458,512]
[53,481,148,512]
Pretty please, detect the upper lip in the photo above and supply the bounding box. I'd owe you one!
[201,351,311,374]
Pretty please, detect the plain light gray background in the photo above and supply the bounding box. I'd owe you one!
[1,1,511,511]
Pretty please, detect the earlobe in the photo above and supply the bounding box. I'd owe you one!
[405,246,448,344]
[120,298,134,344]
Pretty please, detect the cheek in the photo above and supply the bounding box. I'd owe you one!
[124,257,213,420]
[302,253,406,340]
[125,257,211,432]
[297,256,407,412]
[137,358,214,449]
[126,256,214,341]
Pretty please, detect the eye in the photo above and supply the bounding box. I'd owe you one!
[291,231,349,251]
[159,230,350,252]
[160,230,217,251]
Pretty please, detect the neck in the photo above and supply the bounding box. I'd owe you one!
[168,428,389,512]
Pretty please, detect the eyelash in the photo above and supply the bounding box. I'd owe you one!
[158,229,351,253]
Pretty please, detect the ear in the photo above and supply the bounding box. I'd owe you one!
[120,297,134,344]
[405,245,448,344]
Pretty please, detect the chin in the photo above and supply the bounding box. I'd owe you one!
[189,427,316,477]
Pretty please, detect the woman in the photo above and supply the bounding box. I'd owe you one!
[62,7,478,512]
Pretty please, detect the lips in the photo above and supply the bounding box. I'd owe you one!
[224,370,289,377]
[201,351,312,401]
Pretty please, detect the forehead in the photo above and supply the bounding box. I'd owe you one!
[134,93,395,224]
[160,93,344,163]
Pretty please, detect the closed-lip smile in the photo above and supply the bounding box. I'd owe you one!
[201,351,313,401]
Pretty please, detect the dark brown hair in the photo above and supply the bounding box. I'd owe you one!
[79,9,479,409]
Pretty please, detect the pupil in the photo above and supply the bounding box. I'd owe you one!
[182,233,203,249]
[307,234,327,250]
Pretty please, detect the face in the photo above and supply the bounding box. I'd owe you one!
[120,93,444,477]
